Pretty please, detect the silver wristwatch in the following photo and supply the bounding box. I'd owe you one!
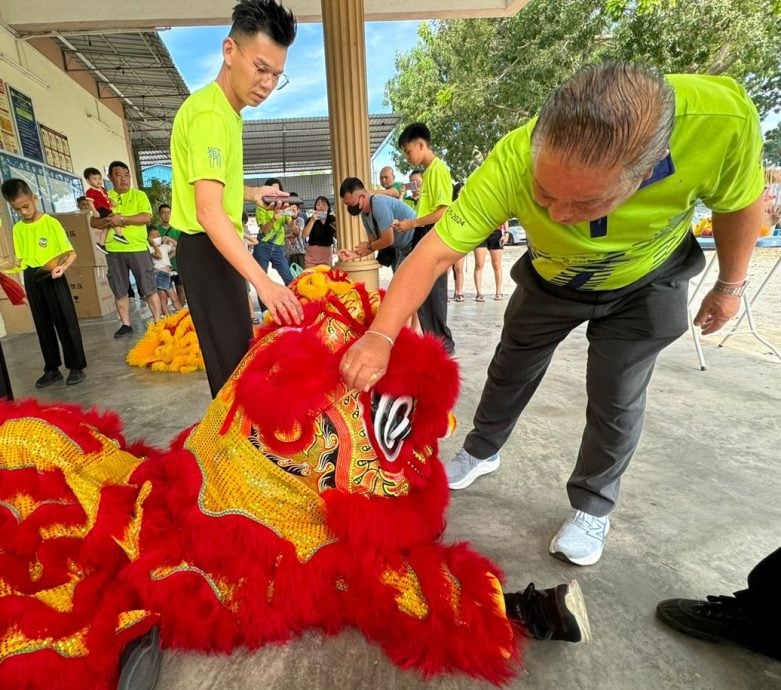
[713,279,748,297]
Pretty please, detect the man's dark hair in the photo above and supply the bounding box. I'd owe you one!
[338,177,365,197]
[264,177,284,190]
[158,204,171,212]
[83,167,102,180]
[230,0,297,48]
[108,161,130,176]
[410,168,423,177]
[398,122,431,148]
[1,179,33,202]
[76,195,88,204]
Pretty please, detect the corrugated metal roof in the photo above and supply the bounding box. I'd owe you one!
[139,113,400,174]
[56,30,399,174]
[56,31,189,153]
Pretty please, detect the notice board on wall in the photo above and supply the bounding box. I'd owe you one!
[9,86,44,163]
[0,151,81,215]
[0,80,20,155]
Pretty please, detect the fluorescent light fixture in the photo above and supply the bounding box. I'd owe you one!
[0,52,50,89]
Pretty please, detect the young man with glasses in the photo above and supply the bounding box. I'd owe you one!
[170,0,303,398]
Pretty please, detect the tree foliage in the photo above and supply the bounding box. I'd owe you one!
[765,125,781,167]
[386,0,781,179]
[141,179,172,223]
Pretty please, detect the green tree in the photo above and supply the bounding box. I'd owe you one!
[387,0,781,178]
[764,124,781,166]
[142,178,172,223]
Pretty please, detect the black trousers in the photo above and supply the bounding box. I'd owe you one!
[0,341,12,400]
[23,268,86,373]
[414,227,454,353]
[735,547,781,660]
[178,233,253,399]
[464,238,705,516]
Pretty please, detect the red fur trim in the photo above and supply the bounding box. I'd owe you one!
[234,327,342,454]
[323,459,449,550]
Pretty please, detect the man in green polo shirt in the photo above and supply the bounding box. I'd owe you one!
[156,203,186,307]
[170,0,302,398]
[341,63,764,566]
[92,160,162,337]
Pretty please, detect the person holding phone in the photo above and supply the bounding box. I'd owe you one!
[169,0,303,398]
[303,195,336,268]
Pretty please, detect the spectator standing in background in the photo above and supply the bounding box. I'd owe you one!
[303,195,336,268]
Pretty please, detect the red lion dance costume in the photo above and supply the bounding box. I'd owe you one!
[0,267,523,689]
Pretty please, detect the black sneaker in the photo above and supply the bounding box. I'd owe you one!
[504,580,591,643]
[66,368,86,386]
[96,242,109,255]
[117,626,162,690]
[113,234,130,244]
[35,369,63,388]
[656,595,753,648]
[114,324,134,338]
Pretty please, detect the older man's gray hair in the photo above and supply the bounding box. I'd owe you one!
[531,62,675,183]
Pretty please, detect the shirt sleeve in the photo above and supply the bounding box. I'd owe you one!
[372,196,394,234]
[699,92,765,213]
[49,217,74,254]
[423,162,453,216]
[133,190,153,216]
[185,111,232,186]
[435,131,525,254]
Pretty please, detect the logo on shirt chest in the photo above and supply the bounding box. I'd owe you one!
[38,237,48,248]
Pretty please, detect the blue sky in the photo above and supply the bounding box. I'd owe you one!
[161,21,421,177]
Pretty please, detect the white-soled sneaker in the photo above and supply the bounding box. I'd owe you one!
[445,447,500,490]
[549,509,610,566]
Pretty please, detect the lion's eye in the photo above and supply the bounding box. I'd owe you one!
[371,393,413,463]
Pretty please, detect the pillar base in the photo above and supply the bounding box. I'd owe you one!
[336,260,380,290]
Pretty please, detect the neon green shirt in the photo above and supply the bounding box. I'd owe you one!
[106,188,152,253]
[436,74,764,291]
[13,214,73,269]
[170,81,244,238]
[255,207,286,245]
[417,157,453,219]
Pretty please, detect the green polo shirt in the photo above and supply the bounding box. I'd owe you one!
[170,81,244,238]
[436,74,764,291]
[255,207,286,245]
[13,214,73,269]
[106,188,153,252]
[417,157,453,219]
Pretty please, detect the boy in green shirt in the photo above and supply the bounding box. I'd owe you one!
[393,122,455,353]
[1,179,86,388]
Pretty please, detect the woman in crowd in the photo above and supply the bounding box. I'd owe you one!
[303,196,336,268]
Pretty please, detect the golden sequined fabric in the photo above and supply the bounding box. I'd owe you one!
[380,565,430,619]
[150,562,242,613]
[0,626,88,660]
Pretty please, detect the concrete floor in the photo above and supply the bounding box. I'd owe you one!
[2,247,780,689]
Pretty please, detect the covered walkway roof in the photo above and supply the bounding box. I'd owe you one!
[54,31,190,153]
[139,114,400,174]
[2,1,530,34]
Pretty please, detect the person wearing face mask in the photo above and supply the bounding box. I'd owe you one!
[340,63,765,567]
[147,228,182,313]
[337,177,416,273]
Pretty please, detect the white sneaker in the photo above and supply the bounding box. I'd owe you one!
[549,509,610,566]
[445,447,500,490]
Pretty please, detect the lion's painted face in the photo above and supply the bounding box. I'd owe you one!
[193,267,458,498]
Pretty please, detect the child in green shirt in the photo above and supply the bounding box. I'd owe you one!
[1,179,87,388]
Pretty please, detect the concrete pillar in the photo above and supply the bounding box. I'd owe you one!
[321,0,379,289]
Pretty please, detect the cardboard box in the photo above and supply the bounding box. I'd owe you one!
[0,292,35,335]
[67,265,115,319]
[53,212,108,269]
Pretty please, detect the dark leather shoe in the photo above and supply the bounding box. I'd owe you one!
[66,369,86,385]
[657,596,750,646]
[35,370,63,388]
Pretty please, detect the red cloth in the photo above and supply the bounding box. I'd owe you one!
[85,187,112,213]
[0,273,26,305]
